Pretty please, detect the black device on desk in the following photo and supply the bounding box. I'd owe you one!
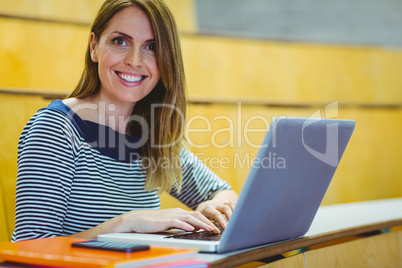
[71,240,150,253]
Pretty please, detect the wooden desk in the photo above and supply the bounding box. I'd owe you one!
[197,198,402,267]
[1,198,401,267]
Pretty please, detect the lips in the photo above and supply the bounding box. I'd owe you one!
[116,72,146,83]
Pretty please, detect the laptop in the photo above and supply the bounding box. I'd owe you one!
[98,116,356,253]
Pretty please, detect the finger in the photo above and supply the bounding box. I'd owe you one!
[192,211,221,233]
[215,204,233,221]
[169,218,196,232]
[228,201,237,211]
[180,211,219,233]
[203,208,228,230]
[210,211,228,230]
[223,200,237,211]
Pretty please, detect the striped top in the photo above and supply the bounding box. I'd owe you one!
[12,100,230,242]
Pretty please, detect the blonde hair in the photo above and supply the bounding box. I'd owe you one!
[69,0,186,193]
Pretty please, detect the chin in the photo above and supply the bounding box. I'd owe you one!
[121,94,148,104]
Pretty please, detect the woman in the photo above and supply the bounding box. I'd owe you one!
[12,0,237,241]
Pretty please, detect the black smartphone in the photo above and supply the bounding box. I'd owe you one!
[71,240,150,253]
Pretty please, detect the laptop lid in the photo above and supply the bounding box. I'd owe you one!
[98,116,355,253]
[217,116,355,253]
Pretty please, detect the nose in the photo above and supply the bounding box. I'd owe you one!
[124,46,143,67]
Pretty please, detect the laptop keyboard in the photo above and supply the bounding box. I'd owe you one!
[164,230,223,241]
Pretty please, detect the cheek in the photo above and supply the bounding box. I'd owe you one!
[143,53,159,73]
[98,48,122,67]
[149,60,160,79]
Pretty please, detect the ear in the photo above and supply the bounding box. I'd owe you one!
[89,32,98,63]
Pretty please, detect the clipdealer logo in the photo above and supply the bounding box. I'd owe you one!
[302,101,339,167]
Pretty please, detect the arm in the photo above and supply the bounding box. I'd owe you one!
[13,110,76,241]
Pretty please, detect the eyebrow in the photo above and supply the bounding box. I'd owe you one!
[112,31,156,42]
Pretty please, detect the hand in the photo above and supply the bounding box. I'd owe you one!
[120,208,221,234]
[196,200,237,230]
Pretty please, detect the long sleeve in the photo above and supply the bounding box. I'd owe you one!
[12,109,77,241]
[170,147,231,210]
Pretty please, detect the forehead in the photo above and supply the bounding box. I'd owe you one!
[103,6,154,37]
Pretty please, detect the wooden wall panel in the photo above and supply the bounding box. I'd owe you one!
[399,231,402,258]
[0,94,52,241]
[164,0,197,33]
[0,177,9,242]
[2,1,401,106]
[0,0,102,24]
[304,232,402,267]
[328,108,402,203]
[181,35,402,105]
[184,104,402,204]
[0,0,196,31]
[0,18,88,90]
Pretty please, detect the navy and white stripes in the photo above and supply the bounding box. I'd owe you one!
[12,100,230,241]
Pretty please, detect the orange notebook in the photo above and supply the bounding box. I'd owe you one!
[0,237,197,268]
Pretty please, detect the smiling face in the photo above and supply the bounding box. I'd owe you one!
[89,6,160,105]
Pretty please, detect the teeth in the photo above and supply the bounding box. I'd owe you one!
[118,73,143,82]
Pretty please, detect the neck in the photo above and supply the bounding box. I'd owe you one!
[89,94,135,135]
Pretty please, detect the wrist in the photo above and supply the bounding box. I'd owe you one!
[112,213,130,233]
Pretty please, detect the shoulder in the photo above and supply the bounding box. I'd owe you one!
[27,102,73,131]
[179,145,198,164]
[21,100,80,143]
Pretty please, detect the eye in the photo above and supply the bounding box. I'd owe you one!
[145,43,156,52]
[112,37,127,46]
